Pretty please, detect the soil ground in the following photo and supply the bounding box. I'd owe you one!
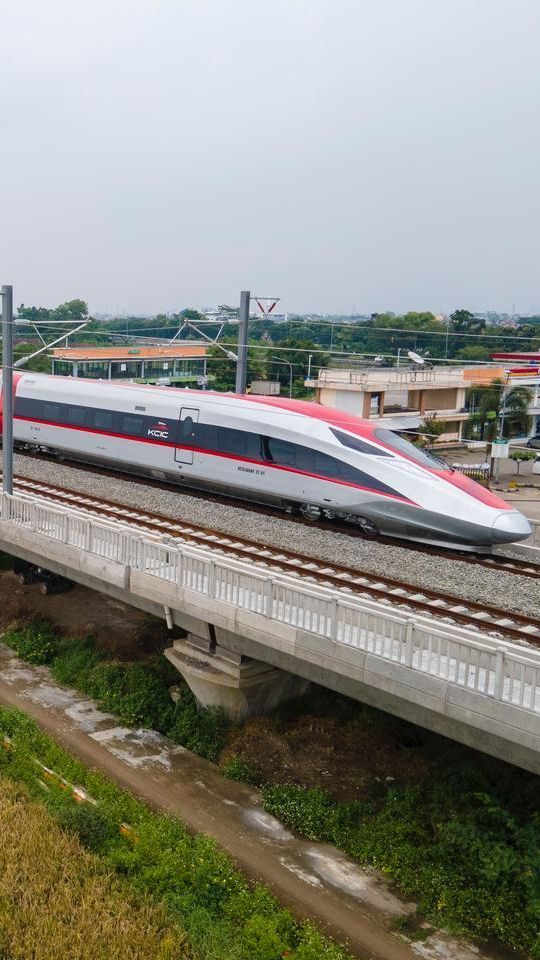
[0,563,432,801]
[0,563,170,657]
[222,709,431,802]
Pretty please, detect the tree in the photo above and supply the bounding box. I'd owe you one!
[454,345,491,362]
[0,342,52,373]
[52,299,88,323]
[267,338,329,398]
[450,309,486,334]
[17,304,53,324]
[420,415,445,440]
[509,450,536,475]
[206,340,269,392]
[464,380,532,441]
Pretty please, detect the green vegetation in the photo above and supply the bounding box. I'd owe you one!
[7,622,540,955]
[509,449,537,474]
[262,769,540,955]
[16,297,540,400]
[0,706,350,960]
[419,416,445,439]
[464,379,532,441]
[0,778,184,959]
[220,755,263,786]
[5,625,227,761]
[6,620,60,664]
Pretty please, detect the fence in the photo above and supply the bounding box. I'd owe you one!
[451,464,491,487]
[1,491,539,716]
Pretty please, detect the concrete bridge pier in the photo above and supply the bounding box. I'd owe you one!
[165,633,309,722]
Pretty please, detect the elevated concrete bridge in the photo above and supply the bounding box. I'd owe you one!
[0,491,539,774]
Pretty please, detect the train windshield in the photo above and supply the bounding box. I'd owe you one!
[330,429,393,456]
[373,429,451,470]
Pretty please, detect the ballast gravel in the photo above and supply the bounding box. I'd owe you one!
[12,453,540,620]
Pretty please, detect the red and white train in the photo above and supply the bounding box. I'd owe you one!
[1,372,531,548]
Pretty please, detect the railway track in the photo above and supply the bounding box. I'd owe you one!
[9,475,540,648]
[11,452,540,570]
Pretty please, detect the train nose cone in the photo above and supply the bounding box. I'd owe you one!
[491,510,532,544]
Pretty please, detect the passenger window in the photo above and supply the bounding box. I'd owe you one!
[218,428,247,456]
[44,404,60,422]
[194,424,217,450]
[93,411,114,431]
[314,451,341,478]
[121,415,143,436]
[67,406,86,426]
[264,438,296,466]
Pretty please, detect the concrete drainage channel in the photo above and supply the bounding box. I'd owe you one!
[0,641,513,960]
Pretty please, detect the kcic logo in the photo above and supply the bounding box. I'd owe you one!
[147,420,169,440]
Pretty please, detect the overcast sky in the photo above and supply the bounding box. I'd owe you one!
[1,0,539,316]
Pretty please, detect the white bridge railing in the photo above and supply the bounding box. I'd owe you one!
[1,492,540,716]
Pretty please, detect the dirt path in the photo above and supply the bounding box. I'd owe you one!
[0,645,500,960]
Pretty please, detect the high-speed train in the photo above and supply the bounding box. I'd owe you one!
[0,372,531,548]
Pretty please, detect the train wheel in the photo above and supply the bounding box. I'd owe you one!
[299,504,322,521]
[353,516,379,537]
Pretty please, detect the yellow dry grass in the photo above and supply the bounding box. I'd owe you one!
[0,779,187,960]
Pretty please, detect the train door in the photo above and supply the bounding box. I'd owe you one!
[175,407,199,464]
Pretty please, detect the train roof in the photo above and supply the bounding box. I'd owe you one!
[17,373,378,439]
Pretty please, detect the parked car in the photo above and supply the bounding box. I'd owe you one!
[13,559,73,595]
[527,435,540,449]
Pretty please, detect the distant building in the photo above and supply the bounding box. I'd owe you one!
[50,344,209,385]
[306,364,505,441]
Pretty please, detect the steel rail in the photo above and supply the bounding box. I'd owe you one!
[6,474,540,647]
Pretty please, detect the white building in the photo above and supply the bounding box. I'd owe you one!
[306,365,505,441]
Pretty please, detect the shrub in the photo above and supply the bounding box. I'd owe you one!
[220,755,263,786]
[51,638,103,686]
[4,619,59,664]
[56,802,115,852]
[84,661,175,729]
[165,688,228,761]
[11,626,226,763]
[263,774,540,956]
[240,913,297,960]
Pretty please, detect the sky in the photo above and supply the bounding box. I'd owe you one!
[1,0,539,317]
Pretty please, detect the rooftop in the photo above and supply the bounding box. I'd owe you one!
[51,343,208,361]
[306,365,504,390]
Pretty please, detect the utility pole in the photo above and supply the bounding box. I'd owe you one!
[1,285,13,495]
[492,374,511,484]
[235,290,250,394]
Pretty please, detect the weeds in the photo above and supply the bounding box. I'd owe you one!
[42,634,228,760]
[262,773,540,955]
[220,755,263,786]
[4,619,60,665]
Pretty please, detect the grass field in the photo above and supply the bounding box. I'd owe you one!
[0,778,185,960]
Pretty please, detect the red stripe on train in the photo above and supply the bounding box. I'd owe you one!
[13,415,416,505]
